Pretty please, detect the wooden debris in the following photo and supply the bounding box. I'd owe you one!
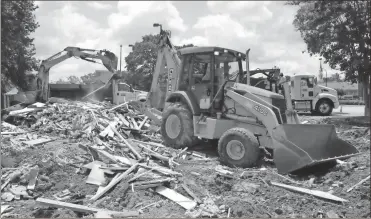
[133,178,175,186]
[133,183,163,190]
[138,144,178,165]
[36,197,139,216]
[27,167,39,190]
[96,149,134,166]
[132,139,165,148]
[137,116,148,130]
[271,181,348,202]
[110,125,142,160]
[8,107,42,116]
[1,131,30,135]
[138,201,163,211]
[138,163,182,176]
[90,163,139,201]
[1,170,22,191]
[181,183,202,204]
[131,117,140,130]
[86,164,106,186]
[346,175,370,192]
[99,120,118,138]
[1,192,15,201]
[109,102,128,112]
[23,138,54,146]
[155,186,197,210]
[267,169,301,185]
[83,161,115,174]
[1,205,11,215]
[95,211,112,218]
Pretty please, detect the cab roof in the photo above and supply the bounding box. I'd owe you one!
[178,46,246,59]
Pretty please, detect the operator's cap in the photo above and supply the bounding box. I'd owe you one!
[279,73,284,76]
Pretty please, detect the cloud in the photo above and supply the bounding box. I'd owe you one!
[87,2,112,10]
[32,1,338,82]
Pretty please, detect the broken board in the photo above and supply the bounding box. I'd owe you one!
[36,198,138,216]
[155,186,197,210]
[23,138,54,146]
[271,181,348,202]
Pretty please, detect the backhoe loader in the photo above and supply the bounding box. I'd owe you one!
[145,24,359,174]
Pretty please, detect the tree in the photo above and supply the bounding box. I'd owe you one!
[288,0,370,116]
[1,1,39,92]
[55,76,82,84]
[124,34,195,91]
[80,72,101,84]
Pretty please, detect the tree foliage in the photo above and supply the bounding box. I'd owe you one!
[55,76,82,84]
[1,0,40,92]
[80,72,102,84]
[124,34,195,91]
[288,0,370,115]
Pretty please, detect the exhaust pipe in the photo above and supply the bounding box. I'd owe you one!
[245,49,251,85]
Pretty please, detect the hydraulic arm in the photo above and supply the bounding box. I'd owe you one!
[37,47,118,102]
[145,23,182,111]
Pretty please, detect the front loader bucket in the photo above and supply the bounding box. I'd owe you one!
[272,124,360,174]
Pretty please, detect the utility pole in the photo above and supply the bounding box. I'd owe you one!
[119,45,122,73]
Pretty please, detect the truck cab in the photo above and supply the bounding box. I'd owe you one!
[112,80,148,105]
[289,74,339,116]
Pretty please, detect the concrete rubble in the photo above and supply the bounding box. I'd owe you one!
[1,99,370,218]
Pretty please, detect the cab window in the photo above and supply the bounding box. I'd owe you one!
[307,77,314,88]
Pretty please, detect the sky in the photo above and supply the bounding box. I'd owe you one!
[32,1,338,82]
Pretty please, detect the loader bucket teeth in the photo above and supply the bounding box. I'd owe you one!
[272,124,360,174]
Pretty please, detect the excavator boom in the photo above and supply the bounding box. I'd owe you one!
[37,47,118,102]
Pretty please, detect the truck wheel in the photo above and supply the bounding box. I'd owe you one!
[218,128,260,168]
[315,99,333,116]
[161,102,198,149]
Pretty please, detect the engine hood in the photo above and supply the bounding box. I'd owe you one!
[317,85,337,96]
[233,82,284,99]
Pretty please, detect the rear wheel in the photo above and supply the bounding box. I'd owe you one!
[316,99,333,116]
[161,102,198,149]
[218,128,260,168]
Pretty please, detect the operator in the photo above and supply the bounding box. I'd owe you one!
[278,73,285,94]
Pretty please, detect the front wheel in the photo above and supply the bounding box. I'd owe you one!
[218,128,260,168]
[315,99,333,116]
[161,102,199,149]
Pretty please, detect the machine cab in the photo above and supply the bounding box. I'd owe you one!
[290,75,317,100]
[176,47,246,113]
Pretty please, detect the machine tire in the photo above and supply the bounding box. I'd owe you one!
[315,99,333,116]
[161,102,198,149]
[218,128,260,168]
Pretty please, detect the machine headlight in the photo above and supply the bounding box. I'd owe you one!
[214,51,220,56]
[224,49,228,53]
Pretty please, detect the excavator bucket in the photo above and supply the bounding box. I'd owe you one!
[272,124,360,174]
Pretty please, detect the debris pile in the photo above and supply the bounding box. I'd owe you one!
[1,100,370,218]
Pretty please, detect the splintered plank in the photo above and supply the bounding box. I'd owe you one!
[23,138,54,146]
[155,186,197,210]
[36,198,138,217]
[271,181,348,202]
[90,163,139,201]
